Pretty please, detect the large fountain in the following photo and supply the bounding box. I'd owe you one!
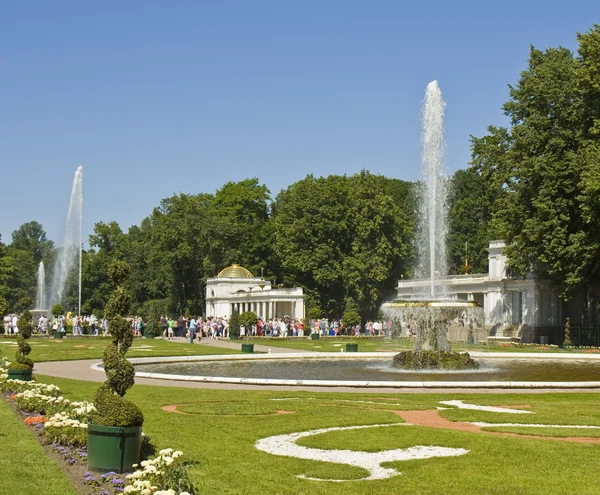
[48,166,84,314]
[383,81,482,370]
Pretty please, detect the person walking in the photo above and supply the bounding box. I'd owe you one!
[160,315,168,337]
[189,316,197,344]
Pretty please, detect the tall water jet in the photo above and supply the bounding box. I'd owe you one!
[35,261,46,310]
[49,166,83,313]
[382,81,482,370]
[417,80,448,298]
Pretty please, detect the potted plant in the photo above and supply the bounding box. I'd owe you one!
[239,311,257,353]
[7,309,34,380]
[88,261,144,473]
[229,308,240,340]
[51,304,64,339]
[307,308,321,340]
[342,301,361,352]
[563,317,572,349]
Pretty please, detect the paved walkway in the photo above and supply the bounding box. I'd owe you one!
[33,338,599,394]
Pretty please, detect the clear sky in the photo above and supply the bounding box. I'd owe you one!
[0,1,596,246]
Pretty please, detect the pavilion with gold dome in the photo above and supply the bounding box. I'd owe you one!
[205,264,304,320]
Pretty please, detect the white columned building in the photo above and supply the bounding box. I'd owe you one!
[205,264,304,321]
[391,240,593,344]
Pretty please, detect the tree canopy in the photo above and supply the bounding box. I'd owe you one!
[469,24,600,298]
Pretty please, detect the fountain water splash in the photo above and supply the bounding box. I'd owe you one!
[49,166,83,312]
[417,80,448,299]
[35,261,46,310]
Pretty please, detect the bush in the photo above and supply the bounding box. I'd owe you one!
[143,300,164,338]
[51,304,64,317]
[0,296,7,318]
[92,262,143,428]
[229,308,240,339]
[8,310,34,369]
[392,350,479,370]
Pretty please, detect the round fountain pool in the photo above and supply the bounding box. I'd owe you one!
[107,352,600,388]
[135,357,600,382]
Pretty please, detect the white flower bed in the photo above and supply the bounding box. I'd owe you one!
[439,400,534,414]
[124,449,189,494]
[256,423,469,481]
[44,411,88,429]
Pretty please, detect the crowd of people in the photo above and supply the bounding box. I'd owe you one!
[2,311,392,340]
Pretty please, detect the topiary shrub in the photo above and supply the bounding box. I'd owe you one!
[91,261,143,427]
[51,303,64,317]
[8,310,34,369]
[563,317,572,346]
[229,308,240,339]
[239,311,258,341]
[143,300,164,338]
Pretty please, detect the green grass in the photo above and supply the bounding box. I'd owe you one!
[24,374,600,495]
[0,397,78,495]
[0,337,237,362]
[240,337,572,354]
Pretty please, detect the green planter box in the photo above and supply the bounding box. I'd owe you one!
[7,367,33,381]
[241,343,254,353]
[345,343,358,352]
[53,332,63,339]
[145,334,156,339]
[311,334,320,340]
[87,424,142,473]
[230,334,239,340]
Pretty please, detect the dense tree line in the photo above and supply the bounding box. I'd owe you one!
[3,23,599,320]
[467,24,600,302]
[0,173,417,321]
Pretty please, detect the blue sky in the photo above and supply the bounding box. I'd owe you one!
[0,1,596,246]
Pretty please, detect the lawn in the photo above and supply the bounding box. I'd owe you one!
[0,337,237,362]
[240,336,572,354]
[0,396,78,495]
[24,374,600,495]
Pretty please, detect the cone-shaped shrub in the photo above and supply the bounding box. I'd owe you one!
[9,309,34,369]
[92,261,143,427]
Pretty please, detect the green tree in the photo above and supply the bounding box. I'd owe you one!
[11,221,55,265]
[471,25,600,302]
[446,169,491,274]
[271,171,413,320]
[51,303,65,316]
[209,178,272,276]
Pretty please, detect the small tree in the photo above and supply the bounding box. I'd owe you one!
[16,297,33,312]
[0,296,7,319]
[342,298,361,338]
[92,261,143,427]
[564,317,572,347]
[306,307,322,321]
[9,310,34,369]
[229,308,240,340]
[239,311,258,342]
[145,302,162,338]
[51,304,65,317]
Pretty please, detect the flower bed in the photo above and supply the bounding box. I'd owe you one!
[1,359,196,495]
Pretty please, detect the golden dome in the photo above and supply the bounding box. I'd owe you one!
[217,264,254,278]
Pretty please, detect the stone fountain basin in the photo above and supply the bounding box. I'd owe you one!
[90,352,600,388]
